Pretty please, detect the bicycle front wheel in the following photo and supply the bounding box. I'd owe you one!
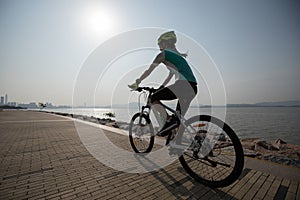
[179,115,244,188]
[129,113,154,153]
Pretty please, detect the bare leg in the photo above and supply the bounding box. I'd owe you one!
[152,100,168,127]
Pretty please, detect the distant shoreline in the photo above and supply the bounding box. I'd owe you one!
[2,101,300,109]
[33,105,300,109]
[0,105,26,110]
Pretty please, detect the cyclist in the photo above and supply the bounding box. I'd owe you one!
[129,31,197,136]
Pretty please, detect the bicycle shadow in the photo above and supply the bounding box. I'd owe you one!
[133,154,238,199]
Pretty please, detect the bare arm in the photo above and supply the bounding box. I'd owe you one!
[162,71,174,86]
[138,52,165,82]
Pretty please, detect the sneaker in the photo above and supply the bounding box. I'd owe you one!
[157,115,179,137]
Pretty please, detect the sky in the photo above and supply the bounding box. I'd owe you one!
[0,0,299,106]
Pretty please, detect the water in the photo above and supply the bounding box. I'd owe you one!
[42,107,300,146]
[223,107,300,145]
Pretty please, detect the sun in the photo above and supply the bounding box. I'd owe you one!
[87,11,113,33]
[82,7,117,38]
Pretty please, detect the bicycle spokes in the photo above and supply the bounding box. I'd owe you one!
[129,113,154,153]
[179,115,244,187]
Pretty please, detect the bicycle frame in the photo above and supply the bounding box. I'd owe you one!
[136,87,198,144]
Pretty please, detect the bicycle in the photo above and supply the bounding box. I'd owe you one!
[129,87,244,188]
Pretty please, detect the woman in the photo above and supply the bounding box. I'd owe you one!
[129,31,198,136]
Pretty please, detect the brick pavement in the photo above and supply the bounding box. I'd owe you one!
[0,110,299,200]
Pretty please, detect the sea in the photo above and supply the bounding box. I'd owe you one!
[41,107,300,146]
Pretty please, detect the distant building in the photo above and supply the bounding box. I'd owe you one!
[45,102,54,108]
[5,94,8,104]
[19,102,38,108]
[28,102,37,108]
[18,103,27,108]
[0,96,4,105]
[8,102,17,107]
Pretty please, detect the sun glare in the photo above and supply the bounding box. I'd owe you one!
[82,7,117,38]
[87,11,113,33]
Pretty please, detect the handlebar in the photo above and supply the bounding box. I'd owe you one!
[135,87,156,93]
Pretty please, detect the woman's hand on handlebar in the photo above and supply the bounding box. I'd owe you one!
[128,79,141,90]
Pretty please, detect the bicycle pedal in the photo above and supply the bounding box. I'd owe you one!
[193,154,200,160]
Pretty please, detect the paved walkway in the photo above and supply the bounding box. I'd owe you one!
[0,110,299,200]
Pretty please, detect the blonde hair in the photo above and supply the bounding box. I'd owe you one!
[158,31,187,58]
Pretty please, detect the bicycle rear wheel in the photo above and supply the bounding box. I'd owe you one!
[178,115,244,187]
[129,113,154,153]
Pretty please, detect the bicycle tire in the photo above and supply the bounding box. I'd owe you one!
[178,115,244,187]
[129,113,154,153]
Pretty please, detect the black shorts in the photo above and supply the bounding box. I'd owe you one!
[151,80,197,114]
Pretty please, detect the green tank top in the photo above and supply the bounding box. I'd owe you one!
[164,49,197,83]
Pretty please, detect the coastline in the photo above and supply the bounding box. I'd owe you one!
[39,110,300,169]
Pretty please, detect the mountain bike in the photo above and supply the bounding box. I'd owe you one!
[129,87,244,188]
